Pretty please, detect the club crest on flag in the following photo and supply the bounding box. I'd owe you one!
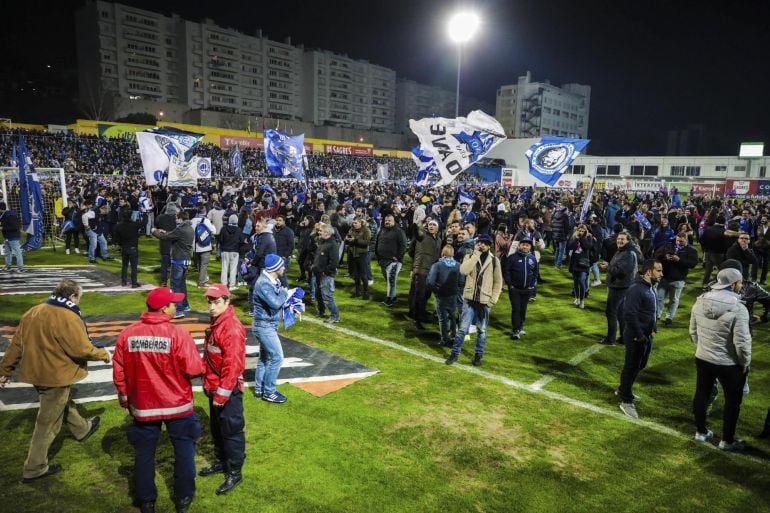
[197,158,211,179]
[526,136,590,186]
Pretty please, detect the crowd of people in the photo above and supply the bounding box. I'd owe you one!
[2,135,770,508]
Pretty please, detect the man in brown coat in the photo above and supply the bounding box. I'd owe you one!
[409,219,442,329]
[0,279,110,482]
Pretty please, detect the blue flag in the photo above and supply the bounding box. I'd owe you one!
[634,210,652,230]
[578,174,597,223]
[264,129,305,179]
[526,136,590,186]
[229,144,242,177]
[458,187,474,206]
[411,146,439,185]
[17,134,44,251]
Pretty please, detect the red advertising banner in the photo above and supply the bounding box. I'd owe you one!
[324,144,373,156]
[691,182,726,195]
[725,180,758,196]
[220,135,263,149]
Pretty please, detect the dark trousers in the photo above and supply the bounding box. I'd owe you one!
[350,254,368,294]
[693,358,746,443]
[126,413,201,504]
[297,249,310,280]
[605,287,628,343]
[408,272,429,321]
[160,253,171,284]
[509,287,532,332]
[121,246,139,286]
[208,389,245,472]
[703,252,724,286]
[65,230,80,251]
[754,250,770,283]
[618,335,653,403]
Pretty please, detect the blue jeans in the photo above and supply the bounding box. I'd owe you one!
[3,239,23,270]
[318,275,339,320]
[253,323,284,395]
[125,413,201,504]
[554,240,567,269]
[380,260,402,299]
[279,257,290,287]
[435,295,456,342]
[451,301,491,356]
[657,279,685,320]
[589,262,601,282]
[572,271,589,300]
[170,263,190,310]
[86,230,109,260]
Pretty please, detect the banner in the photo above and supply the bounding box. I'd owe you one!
[409,110,506,187]
[220,135,262,149]
[167,157,211,187]
[324,144,373,156]
[229,144,242,177]
[458,188,474,206]
[578,174,597,223]
[264,129,306,179]
[376,163,389,180]
[691,183,725,195]
[725,180,757,196]
[526,136,590,186]
[17,134,44,251]
[136,127,204,185]
[97,123,150,141]
[411,146,439,185]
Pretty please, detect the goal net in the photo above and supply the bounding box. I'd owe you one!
[0,167,68,248]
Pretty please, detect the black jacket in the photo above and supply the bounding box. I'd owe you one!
[312,237,340,276]
[726,243,759,281]
[0,209,21,239]
[700,224,730,254]
[607,243,639,289]
[218,224,242,253]
[621,276,658,340]
[274,225,295,258]
[113,220,143,249]
[375,225,407,263]
[654,242,698,282]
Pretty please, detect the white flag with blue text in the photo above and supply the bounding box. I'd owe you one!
[136,127,204,185]
[409,110,506,187]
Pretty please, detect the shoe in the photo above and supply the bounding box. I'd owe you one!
[132,284,141,288]
[528,297,536,302]
[590,280,602,286]
[174,313,185,319]
[77,416,101,442]
[21,464,63,483]
[74,248,80,254]
[473,354,483,367]
[718,439,745,452]
[121,283,128,287]
[183,306,192,312]
[199,462,224,477]
[663,318,672,327]
[89,259,96,264]
[445,353,459,365]
[693,430,714,443]
[103,256,114,261]
[619,402,639,419]
[324,318,340,324]
[65,249,70,255]
[362,292,370,300]
[573,298,580,306]
[614,389,640,403]
[262,391,287,403]
[174,496,193,513]
[599,338,616,346]
[350,292,361,298]
[519,329,526,335]
[381,298,393,306]
[140,502,156,513]
[368,279,374,286]
[512,330,521,340]
[216,472,243,495]
[253,389,263,399]
[579,300,585,309]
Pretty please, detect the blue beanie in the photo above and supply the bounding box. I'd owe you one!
[265,254,284,273]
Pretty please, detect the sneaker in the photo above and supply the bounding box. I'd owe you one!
[519,329,526,335]
[368,279,374,286]
[599,338,616,346]
[65,249,70,255]
[74,248,80,254]
[590,280,602,287]
[579,300,585,309]
[324,318,340,324]
[88,259,96,264]
[528,297,536,302]
[173,313,185,319]
[615,389,640,403]
[663,318,672,327]
[262,391,287,404]
[512,330,521,340]
[445,353,459,365]
[16,269,25,273]
[472,354,483,367]
[619,402,639,419]
[718,439,745,451]
[573,298,580,306]
[253,389,263,399]
[183,306,192,312]
[694,430,714,443]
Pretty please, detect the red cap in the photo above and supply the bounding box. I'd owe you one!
[205,283,230,298]
[146,287,186,310]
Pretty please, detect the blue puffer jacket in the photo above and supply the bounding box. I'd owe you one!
[504,250,538,289]
[252,271,289,328]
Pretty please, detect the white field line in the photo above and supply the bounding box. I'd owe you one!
[304,317,765,464]
[531,343,607,390]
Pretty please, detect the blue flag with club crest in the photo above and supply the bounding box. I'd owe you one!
[17,134,44,251]
[264,129,305,179]
[634,210,652,230]
[526,136,590,186]
[229,144,242,177]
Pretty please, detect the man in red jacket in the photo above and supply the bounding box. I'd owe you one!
[113,288,205,513]
[199,283,246,495]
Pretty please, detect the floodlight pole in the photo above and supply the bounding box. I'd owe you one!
[455,45,462,118]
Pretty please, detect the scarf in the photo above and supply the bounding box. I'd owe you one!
[282,287,306,330]
[46,295,97,347]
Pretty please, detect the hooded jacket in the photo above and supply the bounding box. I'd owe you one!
[155,219,194,262]
[203,305,246,404]
[426,257,460,298]
[689,289,751,367]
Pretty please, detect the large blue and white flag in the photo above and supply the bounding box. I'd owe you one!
[578,174,597,223]
[409,110,506,187]
[264,129,305,179]
[411,146,439,185]
[526,136,590,186]
[229,144,242,177]
[376,163,389,180]
[634,210,652,230]
[17,134,44,251]
[136,127,204,186]
[458,187,474,206]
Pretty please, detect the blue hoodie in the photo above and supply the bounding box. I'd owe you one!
[426,257,460,298]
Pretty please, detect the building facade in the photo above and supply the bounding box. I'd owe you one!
[495,71,590,139]
[394,79,456,133]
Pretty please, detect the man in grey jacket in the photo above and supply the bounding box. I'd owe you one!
[599,231,639,345]
[689,267,752,451]
[153,210,194,318]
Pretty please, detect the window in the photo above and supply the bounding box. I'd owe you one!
[596,165,620,176]
[715,165,727,172]
[734,166,746,172]
[760,166,767,178]
[670,166,700,177]
[569,165,585,175]
[631,165,659,176]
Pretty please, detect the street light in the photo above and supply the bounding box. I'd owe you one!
[447,11,481,117]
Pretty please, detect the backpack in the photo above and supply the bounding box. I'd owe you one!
[195,220,212,246]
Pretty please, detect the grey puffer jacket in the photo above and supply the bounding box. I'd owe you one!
[689,289,752,367]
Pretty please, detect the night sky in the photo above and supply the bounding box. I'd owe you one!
[2,0,769,155]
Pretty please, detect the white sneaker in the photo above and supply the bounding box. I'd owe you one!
[573,298,580,306]
[65,249,70,255]
[590,280,602,287]
[579,300,585,309]
[694,430,713,443]
[74,248,80,254]
[368,279,374,286]
[619,402,639,419]
[718,439,745,451]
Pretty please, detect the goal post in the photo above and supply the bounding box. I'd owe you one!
[0,167,68,246]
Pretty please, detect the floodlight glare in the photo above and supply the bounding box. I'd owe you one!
[448,12,480,43]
